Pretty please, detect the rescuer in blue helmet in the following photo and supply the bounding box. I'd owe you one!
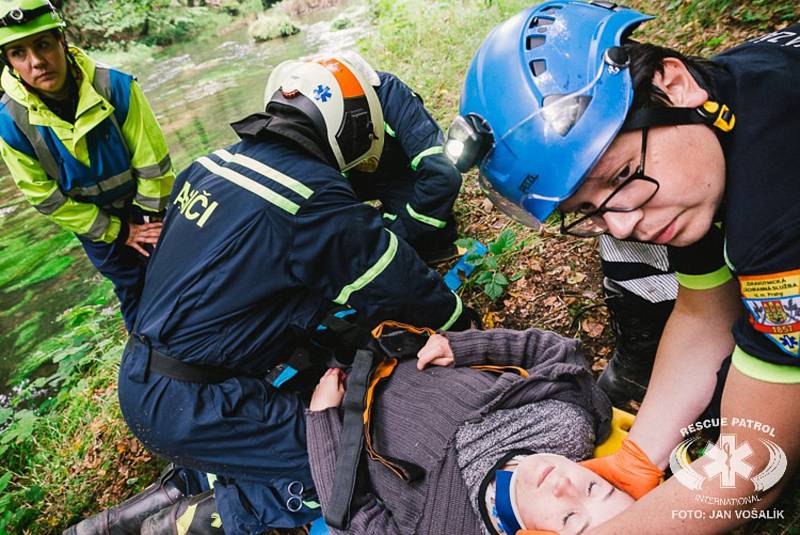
[450,1,800,532]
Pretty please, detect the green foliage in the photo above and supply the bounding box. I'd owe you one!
[0,231,77,288]
[332,15,352,30]
[62,0,265,50]
[457,228,531,301]
[248,12,301,41]
[0,301,126,533]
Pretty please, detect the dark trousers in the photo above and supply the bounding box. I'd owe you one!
[118,342,319,534]
[78,234,148,332]
[77,205,151,332]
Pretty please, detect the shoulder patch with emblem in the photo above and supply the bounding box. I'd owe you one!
[739,269,800,357]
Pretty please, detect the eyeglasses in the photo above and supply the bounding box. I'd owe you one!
[560,128,659,237]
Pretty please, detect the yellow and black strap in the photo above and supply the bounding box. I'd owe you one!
[622,100,735,133]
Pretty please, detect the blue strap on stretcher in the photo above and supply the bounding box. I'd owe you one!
[444,242,488,291]
[271,309,359,388]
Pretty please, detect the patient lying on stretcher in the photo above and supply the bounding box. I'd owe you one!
[305,327,635,534]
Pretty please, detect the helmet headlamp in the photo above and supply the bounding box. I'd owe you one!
[444,114,493,172]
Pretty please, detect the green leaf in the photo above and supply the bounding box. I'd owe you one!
[0,408,11,427]
[483,281,505,301]
[510,272,524,282]
[494,272,509,286]
[2,410,37,445]
[465,253,484,267]
[489,229,516,255]
[484,256,498,270]
[455,237,477,251]
[475,271,494,285]
[24,485,43,502]
[0,472,12,494]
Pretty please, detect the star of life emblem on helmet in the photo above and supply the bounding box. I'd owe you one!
[314,84,332,103]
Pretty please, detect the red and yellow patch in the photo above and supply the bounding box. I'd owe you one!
[739,269,800,357]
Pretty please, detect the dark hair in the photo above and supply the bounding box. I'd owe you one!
[622,41,723,111]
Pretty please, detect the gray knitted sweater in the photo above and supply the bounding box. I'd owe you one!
[306,328,612,534]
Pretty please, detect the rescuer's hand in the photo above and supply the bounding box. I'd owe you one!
[580,437,663,499]
[416,334,454,370]
[310,368,347,411]
[125,221,163,257]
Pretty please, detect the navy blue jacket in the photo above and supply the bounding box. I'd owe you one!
[348,72,462,248]
[134,136,464,374]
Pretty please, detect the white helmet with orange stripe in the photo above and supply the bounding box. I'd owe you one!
[264,51,384,172]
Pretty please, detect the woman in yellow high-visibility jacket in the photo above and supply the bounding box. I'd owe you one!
[0,0,175,330]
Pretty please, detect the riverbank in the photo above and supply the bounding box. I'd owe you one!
[1,0,798,533]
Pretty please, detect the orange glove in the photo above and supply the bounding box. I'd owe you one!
[580,437,663,499]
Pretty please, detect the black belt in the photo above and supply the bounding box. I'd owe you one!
[128,334,313,385]
[148,347,258,384]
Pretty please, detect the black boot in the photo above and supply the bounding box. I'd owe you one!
[414,223,460,265]
[597,279,674,405]
[141,490,222,535]
[418,243,460,265]
[63,464,186,535]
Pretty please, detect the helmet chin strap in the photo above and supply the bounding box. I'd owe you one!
[622,100,735,133]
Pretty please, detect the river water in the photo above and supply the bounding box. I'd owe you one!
[0,2,368,394]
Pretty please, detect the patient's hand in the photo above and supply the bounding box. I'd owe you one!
[309,368,346,411]
[417,334,454,370]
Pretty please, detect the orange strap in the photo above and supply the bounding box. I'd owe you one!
[469,364,529,378]
[371,320,436,339]
[362,321,531,481]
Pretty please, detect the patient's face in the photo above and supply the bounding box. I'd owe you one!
[515,453,633,534]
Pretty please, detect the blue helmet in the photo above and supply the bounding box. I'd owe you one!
[447,0,653,227]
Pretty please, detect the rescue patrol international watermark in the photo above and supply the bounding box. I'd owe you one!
[668,417,787,522]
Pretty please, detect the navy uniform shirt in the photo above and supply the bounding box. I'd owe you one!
[668,24,800,367]
[134,136,463,374]
[347,72,462,246]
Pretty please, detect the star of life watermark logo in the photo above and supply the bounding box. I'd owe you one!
[667,417,787,522]
[669,418,787,493]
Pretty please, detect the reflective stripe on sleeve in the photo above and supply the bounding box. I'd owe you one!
[410,145,443,171]
[383,213,397,221]
[133,192,167,211]
[214,149,313,199]
[196,156,300,214]
[405,203,446,229]
[79,209,111,241]
[71,169,134,198]
[384,122,396,138]
[675,265,732,290]
[732,346,800,384]
[334,230,398,305]
[34,186,68,215]
[133,154,172,179]
[439,292,463,331]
